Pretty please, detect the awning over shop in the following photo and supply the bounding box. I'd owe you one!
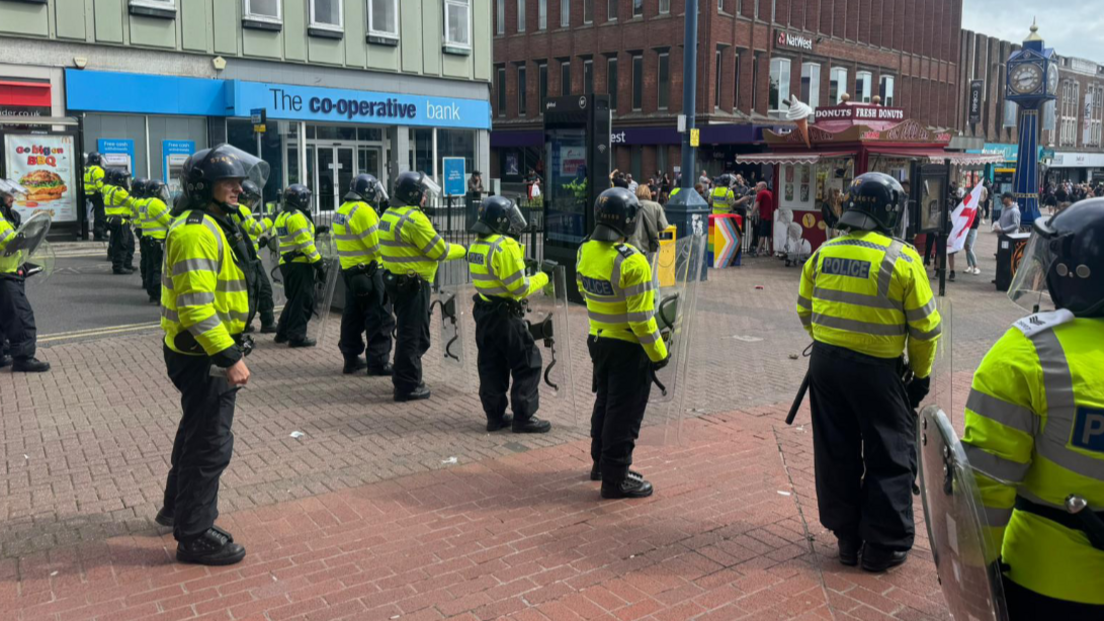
[865,147,1004,166]
[735,150,856,165]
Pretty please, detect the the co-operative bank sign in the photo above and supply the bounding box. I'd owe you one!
[230,81,491,130]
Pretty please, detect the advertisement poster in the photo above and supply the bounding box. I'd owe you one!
[3,134,79,223]
[162,140,194,196]
[559,146,586,175]
[98,138,135,175]
[442,157,467,197]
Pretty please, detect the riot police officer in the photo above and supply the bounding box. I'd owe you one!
[335,173,394,376]
[0,179,49,373]
[155,144,264,565]
[468,196,551,433]
[577,188,668,499]
[796,172,943,572]
[83,152,107,241]
[236,180,277,334]
[274,184,324,348]
[710,174,736,215]
[137,180,173,304]
[964,199,1104,618]
[380,171,465,402]
[103,168,137,275]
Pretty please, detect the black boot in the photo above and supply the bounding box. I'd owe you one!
[394,384,431,402]
[486,414,514,432]
[289,337,316,348]
[176,528,246,566]
[601,474,654,499]
[512,417,552,434]
[260,324,277,334]
[590,465,642,482]
[154,508,174,527]
[12,358,50,373]
[0,355,11,369]
[366,363,393,377]
[861,545,908,572]
[838,538,862,567]
[343,356,367,374]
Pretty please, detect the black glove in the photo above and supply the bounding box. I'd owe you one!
[540,260,558,275]
[313,262,327,284]
[652,354,671,373]
[315,225,330,235]
[906,375,931,409]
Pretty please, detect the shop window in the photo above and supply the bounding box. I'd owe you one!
[879,75,895,106]
[438,129,476,181]
[561,0,570,27]
[496,65,507,117]
[583,59,594,95]
[538,62,549,112]
[411,129,433,179]
[518,65,528,116]
[129,0,176,19]
[855,71,873,103]
[561,61,571,96]
[830,67,847,104]
[538,0,547,30]
[632,54,644,111]
[770,57,791,117]
[659,0,670,14]
[369,0,400,43]
[309,0,342,37]
[801,62,820,112]
[583,0,593,23]
[633,0,643,18]
[607,57,619,110]
[243,0,281,30]
[495,0,505,35]
[444,0,472,53]
[658,52,670,110]
[517,0,526,32]
[608,0,617,21]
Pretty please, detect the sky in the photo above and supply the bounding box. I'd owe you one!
[962,0,1104,62]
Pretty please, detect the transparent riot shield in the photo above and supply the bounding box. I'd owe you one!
[524,264,579,427]
[307,232,340,347]
[918,406,1009,621]
[641,223,708,445]
[919,297,954,422]
[4,211,52,262]
[433,258,476,391]
[23,239,57,285]
[261,237,288,308]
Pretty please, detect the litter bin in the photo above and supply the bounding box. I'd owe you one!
[656,225,678,287]
[995,231,1031,292]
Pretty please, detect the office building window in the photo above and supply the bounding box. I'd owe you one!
[243,0,281,22]
[517,0,526,31]
[633,0,643,17]
[632,54,644,110]
[518,65,528,116]
[561,61,571,96]
[496,66,506,116]
[752,53,760,111]
[658,52,670,110]
[584,0,593,23]
[607,57,619,109]
[659,0,670,14]
[538,63,549,112]
[369,0,400,39]
[561,0,570,26]
[770,57,791,116]
[583,59,594,94]
[733,52,741,109]
[830,67,848,104]
[879,75,895,106]
[495,0,504,34]
[801,62,820,111]
[444,0,471,49]
[715,49,723,109]
[538,0,547,30]
[310,0,342,30]
[855,71,873,103]
[608,0,617,20]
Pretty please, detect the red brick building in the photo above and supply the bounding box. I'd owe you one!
[491,0,962,189]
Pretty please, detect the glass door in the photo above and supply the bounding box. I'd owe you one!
[358,146,383,183]
[336,146,354,207]
[316,147,336,213]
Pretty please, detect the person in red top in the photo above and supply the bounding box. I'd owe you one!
[754,182,775,256]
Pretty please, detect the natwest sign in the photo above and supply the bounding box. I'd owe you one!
[814,104,906,123]
[775,30,814,52]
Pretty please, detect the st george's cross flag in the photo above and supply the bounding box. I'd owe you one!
[947,181,983,255]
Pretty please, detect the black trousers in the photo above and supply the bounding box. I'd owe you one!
[588,336,653,482]
[473,300,542,423]
[390,280,431,394]
[161,346,237,542]
[338,268,394,369]
[276,263,315,343]
[809,343,916,551]
[1005,577,1104,621]
[923,234,937,264]
[252,260,275,328]
[140,236,164,300]
[90,195,106,240]
[0,277,37,360]
[107,219,135,272]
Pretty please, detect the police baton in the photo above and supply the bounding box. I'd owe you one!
[785,372,809,426]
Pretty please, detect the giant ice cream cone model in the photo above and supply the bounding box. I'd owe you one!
[785,96,814,149]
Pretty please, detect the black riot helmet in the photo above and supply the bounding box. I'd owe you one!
[473,195,527,238]
[348,173,388,205]
[105,168,131,190]
[86,152,103,167]
[181,144,270,213]
[146,179,170,204]
[282,184,313,212]
[131,177,151,199]
[393,171,441,208]
[592,187,641,242]
[240,180,262,210]
[1009,199,1104,317]
[838,172,905,234]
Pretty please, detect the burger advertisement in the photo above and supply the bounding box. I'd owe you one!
[3,134,78,223]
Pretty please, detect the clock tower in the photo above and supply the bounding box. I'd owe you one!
[1005,19,1059,227]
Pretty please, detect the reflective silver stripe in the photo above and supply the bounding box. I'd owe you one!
[908,324,943,340]
[173,258,219,276]
[358,224,378,240]
[877,240,904,298]
[339,247,379,258]
[421,234,444,255]
[144,226,168,233]
[478,285,512,296]
[363,243,380,256]
[217,310,250,324]
[796,295,812,310]
[470,272,499,281]
[589,309,628,324]
[967,389,1036,435]
[799,313,812,327]
[392,209,416,247]
[904,297,938,322]
[963,443,1031,483]
[217,279,249,293]
[385,256,429,264]
[627,311,654,323]
[175,292,215,307]
[161,307,178,322]
[0,230,14,242]
[812,313,907,336]
[824,238,887,252]
[186,314,224,338]
[286,227,310,238]
[161,273,174,290]
[501,269,525,286]
[984,506,1014,527]
[624,281,654,298]
[381,239,415,248]
[1017,488,1104,513]
[333,233,360,241]
[637,330,661,345]
[814,287,901,310]
[435,241,452,262]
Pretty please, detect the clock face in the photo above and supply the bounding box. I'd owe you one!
[1047,63,1060,94]
[1010,63,1044,95]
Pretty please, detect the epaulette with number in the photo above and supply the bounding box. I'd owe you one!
[186,211,206,225]
[615,243,639,259]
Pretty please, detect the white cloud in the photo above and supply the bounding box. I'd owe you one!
[962,0,1104,62]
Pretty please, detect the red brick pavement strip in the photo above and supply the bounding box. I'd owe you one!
[6,406,955,621]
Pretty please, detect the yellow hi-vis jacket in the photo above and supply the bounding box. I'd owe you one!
[83,165,104,198]
[796,230,942,378]
[161,210,250,366]
[576,240,667,362]
[0,212,18,274]
[467,233,548,301]
[333,200,382,271]
[379,205,465,282]
[134,197,172,240]
[274,209,320,265]
[962,311,1104,605]
[103,184,135,221]
[711,187,735,215]
[235,205,271,251]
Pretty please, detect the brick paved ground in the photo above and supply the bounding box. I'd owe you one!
[1,230,1023,619]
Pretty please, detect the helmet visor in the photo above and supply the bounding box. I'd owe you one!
[0,179,29,197]
[374,180,389,203]
[506,204,528,237]
[420,174,442,201]
[156,184,171,204]
[1007,223,1057,313]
